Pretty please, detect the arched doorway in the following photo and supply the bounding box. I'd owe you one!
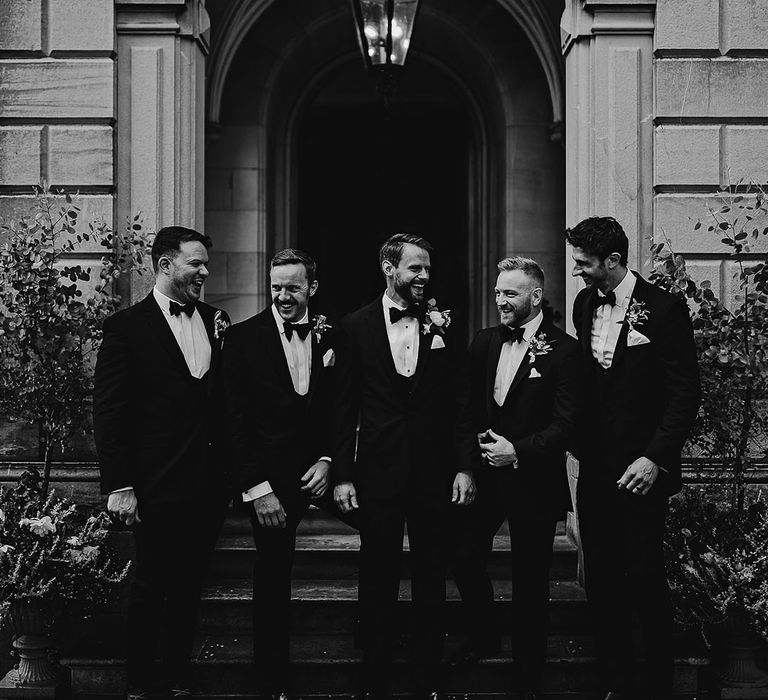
[204,0,564,332]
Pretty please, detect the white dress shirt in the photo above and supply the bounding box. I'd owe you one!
[382,293,420,377]
[152,287,211,379]
[590,270,636,369]
[243,305,330,503]
[493,311,544,406]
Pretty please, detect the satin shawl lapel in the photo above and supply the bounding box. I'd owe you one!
[258,310,295,394]
[485,328,504,416]
[580,287,597,360]
[306,329,324,405]
[502,327,546,405]
[368,299,400,386]
[142,295,191,377]
[610,272,644,371]
[411,319,433,394]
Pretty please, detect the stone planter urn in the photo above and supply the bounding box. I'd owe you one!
[713,610,768,693]
[0,600,60,698]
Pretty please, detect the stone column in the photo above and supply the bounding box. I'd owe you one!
[561,0,656,334]
[115,0,210,303]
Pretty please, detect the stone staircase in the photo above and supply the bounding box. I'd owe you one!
[62,506,712,699]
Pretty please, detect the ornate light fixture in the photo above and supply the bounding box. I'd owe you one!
[350,0,420,100]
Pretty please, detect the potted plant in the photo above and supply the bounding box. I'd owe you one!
[652,181,768,689]
[0,467,130,691]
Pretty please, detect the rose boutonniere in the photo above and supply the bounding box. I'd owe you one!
[527,332,553,364]
[311,314,332,343]
[213,310,230,345]
[422,298,451,336]
[623,300,649,332]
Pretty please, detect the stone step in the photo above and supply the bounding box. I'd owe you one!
[208,532,578,582]
[197,580,588,635]
[63,633,710,698]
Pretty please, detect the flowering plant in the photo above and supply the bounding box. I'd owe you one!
[527,332,553,364]
[0,467,129,623]
[623,299,649,332]
[422,298,451,336]
[311,314,332,343]
[666,487,768,641]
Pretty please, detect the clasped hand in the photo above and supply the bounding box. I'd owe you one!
[617,456,659,496]
[478,429,518,468]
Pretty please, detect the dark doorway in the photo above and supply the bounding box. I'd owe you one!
[296,70,471,327]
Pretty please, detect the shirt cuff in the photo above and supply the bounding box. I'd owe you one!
[243,481,273,502]
[110,486,133,494]
[318,456,332,463]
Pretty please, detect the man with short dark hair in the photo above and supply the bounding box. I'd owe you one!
[566,216,700,699]
[94,226,231,699]
[223,248,339,700]
[450,257,582,699]
[333,233,477,699]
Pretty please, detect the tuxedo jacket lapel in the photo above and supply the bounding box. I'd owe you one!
[485,328,503,414]
[369,300,400,386]
[259,310,296,394]
[580,287,596,358]
[502,328,545,405]
[142,295,191,377]
[306,332,324,404]
[411,321,433,394]
[611,272,644,371]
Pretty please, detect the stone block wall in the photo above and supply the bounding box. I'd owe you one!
[654,0,768,303]
[0,0,115,233]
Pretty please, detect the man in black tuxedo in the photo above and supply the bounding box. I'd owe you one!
[94,226,231,700]
[566,217,700,699]
[223,249,339,700]
[450,257,582,698]
[333,233,477,699]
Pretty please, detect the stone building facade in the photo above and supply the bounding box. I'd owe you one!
[1,0,766,338]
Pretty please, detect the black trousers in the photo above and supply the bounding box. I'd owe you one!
[452,485,558,692]
[577,475,673,697]
[126,497,225,690]
[249,492,359,694]
[357,489,450,695]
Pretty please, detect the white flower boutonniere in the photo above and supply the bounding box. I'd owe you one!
[527,332,553,365]
[623,300,649,332]
[311,314,332,343]
[422,298,451,336]
[213,310,230,343]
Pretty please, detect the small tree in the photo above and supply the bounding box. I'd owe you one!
[0,187,150,499]
[651,181,768,511]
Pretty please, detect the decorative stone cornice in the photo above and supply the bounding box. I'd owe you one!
[116,0,210,54]
[562,0,655,55]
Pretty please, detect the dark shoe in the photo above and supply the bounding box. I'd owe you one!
[446,641,500,667]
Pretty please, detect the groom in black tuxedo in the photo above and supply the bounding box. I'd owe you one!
[333,233,477,699]
[223,249,340,700]
[567,217,700,699]
[451,257,582,698]
[94,226,231,699]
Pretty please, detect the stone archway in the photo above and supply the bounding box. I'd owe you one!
[204,0,566,327]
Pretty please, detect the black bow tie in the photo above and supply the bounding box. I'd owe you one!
[499,325,525,344]
[389,305,422,325]
[284,321,311,342]
[593,290,616,308]
[169,301,195,317]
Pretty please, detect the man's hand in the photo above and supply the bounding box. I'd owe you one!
[301,460,330,499]
[451,470,476,506]
[479,429,518,468]
[334,481,359,513]
[617,456,659,496]
[107,489,140,526]
[253,492,287,528]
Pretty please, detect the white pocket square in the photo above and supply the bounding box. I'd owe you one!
[529,367,542,378]
[627,329,650,346]
[431,335,446,350]
[322,348,336,367]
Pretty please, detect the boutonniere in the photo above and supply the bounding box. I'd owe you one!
[622,300,649,332]
[213,310,230,344]
[422,298,451,336]
[311,314,332,343]
[527,332,553,364]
